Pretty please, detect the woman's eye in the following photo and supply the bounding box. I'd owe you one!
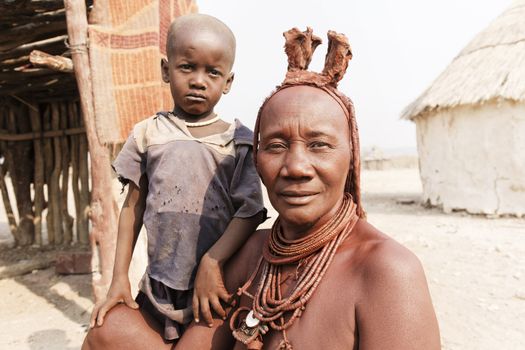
[309,141,332,150]
[265,143,287,151]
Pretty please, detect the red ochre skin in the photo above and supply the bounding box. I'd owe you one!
[174,86,441,350]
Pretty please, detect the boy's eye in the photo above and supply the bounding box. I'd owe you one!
[209,69,221,76]
[179,64,193,71]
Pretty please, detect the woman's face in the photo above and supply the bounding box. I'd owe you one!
[257,86,351,237]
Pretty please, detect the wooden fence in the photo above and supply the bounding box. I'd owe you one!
[0,98,90,247]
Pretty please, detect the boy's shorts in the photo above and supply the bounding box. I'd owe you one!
[136,275,193,341]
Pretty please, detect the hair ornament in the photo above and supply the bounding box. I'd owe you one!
[282,27,352,88]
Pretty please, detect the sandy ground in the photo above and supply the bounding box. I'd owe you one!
[1,168,524,349]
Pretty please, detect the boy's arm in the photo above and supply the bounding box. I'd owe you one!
[178,229,268,350]
[193,211,265,326]
[89,175,148,327]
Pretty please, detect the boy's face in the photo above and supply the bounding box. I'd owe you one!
[162,30,234,119]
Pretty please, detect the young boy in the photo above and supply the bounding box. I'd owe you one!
[85,13,265,346]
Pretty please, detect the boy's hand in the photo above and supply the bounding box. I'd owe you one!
[193,253,232,327]
[89,276,139,328]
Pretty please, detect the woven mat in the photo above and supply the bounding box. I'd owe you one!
[88,0,197,144]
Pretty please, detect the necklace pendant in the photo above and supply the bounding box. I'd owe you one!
[232,311,267,347]
[245,310,260,327]
[232,319,259,344]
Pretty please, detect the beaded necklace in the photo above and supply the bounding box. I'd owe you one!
[168,112,221,127]
[185,115,220,127]
[230,193,359,349]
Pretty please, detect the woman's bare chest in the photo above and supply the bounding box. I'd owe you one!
[231,265,359,350]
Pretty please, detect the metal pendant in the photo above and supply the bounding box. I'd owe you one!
[245,310,260,327]
[232,310,269,346]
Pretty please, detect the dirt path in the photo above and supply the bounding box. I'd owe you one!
[1,168,524,349]
[361,169,525,350]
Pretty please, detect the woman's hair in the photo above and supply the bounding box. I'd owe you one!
[253,27,365,218]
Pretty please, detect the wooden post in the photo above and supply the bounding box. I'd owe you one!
[6,105,34,246]
[30,105,44,246]
[78,108,90,244]
[68,101,90,245]
[60,103,74,245]
[43,105,55,244]
[64,0,118,301]
[50,102,63,244]
[0,107,18,241]
[0,164,18,239]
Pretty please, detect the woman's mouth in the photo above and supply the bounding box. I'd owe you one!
[279,191,319,205]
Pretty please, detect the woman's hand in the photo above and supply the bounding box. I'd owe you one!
[192,253,232,327]
[89,275,139,328]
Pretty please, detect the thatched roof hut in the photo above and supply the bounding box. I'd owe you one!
[402,0,525,216]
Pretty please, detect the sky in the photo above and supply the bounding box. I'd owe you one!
[196,0,512,152]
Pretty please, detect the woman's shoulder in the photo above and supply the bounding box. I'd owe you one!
[348,221,440,349]
[236,229,270,261]
[224,229,269,289]
[345,219,425,284]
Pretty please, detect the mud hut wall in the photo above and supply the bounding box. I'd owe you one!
[415,101,525,216]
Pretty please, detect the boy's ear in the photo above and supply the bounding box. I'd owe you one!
[222,72,235,94]
[161,58,170,83]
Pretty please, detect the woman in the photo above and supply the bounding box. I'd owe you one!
[175,27,440,349]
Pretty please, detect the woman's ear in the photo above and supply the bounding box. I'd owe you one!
[161,58,170,83]
[222,72,235,94]
[255,159,265,185]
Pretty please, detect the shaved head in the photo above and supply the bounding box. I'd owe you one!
[166,14,236,69]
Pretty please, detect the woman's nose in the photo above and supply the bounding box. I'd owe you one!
[281,144,314,179]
